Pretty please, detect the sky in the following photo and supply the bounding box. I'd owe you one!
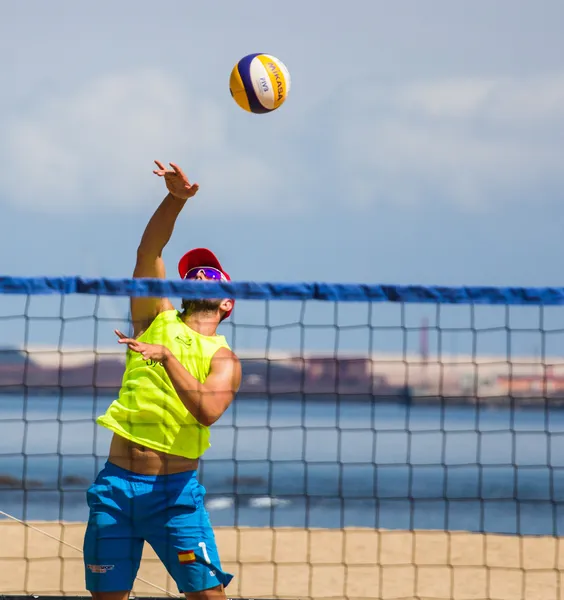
[1,0,564,357]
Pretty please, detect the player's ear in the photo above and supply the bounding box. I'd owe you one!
[219,298,234,314]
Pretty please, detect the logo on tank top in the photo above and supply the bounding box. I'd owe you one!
[176,335,193,348]
[145,359,163,367]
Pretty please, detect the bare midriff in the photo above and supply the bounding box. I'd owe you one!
[107,433,199,475]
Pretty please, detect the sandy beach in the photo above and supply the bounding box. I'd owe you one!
[1,522,564,599]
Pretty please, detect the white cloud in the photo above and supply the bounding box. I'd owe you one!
[3,69,564,216]
[393,74,564,124]
[396,78,499,118]
[0,69,283,214]
[331,74,564,211]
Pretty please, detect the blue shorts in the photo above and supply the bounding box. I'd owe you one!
[83,461,232,593]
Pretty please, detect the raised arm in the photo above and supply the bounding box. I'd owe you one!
[131,161,200,337]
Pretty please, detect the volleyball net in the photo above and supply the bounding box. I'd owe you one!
[1,276,564,600]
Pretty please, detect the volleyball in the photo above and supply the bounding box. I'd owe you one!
[229,53,291,114]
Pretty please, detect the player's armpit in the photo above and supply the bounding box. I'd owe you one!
[130,250,174,337]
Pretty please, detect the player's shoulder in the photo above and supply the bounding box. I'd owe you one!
[151,307,183,329]
[134,308,179,338]
[211,347,241,391]
[212,346,241,371]
[213,345,240,361]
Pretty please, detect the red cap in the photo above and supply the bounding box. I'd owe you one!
[178,248,233,319]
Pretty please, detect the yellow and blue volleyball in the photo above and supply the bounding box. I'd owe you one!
[229,53,291,114]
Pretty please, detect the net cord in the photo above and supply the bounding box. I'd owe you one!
[0,509,181,598]
[2,275,564,304]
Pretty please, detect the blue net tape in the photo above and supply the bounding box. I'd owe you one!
[1,275,564,304]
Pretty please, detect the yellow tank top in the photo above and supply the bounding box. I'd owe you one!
[96,310,231,459]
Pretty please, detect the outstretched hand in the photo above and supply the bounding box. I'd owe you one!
[153,160,200,200]
[115,329,170,363]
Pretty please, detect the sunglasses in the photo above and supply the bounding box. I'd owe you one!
[184,266,226,281]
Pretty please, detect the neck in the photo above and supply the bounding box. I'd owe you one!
[181,311,219,337]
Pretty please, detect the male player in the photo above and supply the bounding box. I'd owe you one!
[83,160,241,600]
